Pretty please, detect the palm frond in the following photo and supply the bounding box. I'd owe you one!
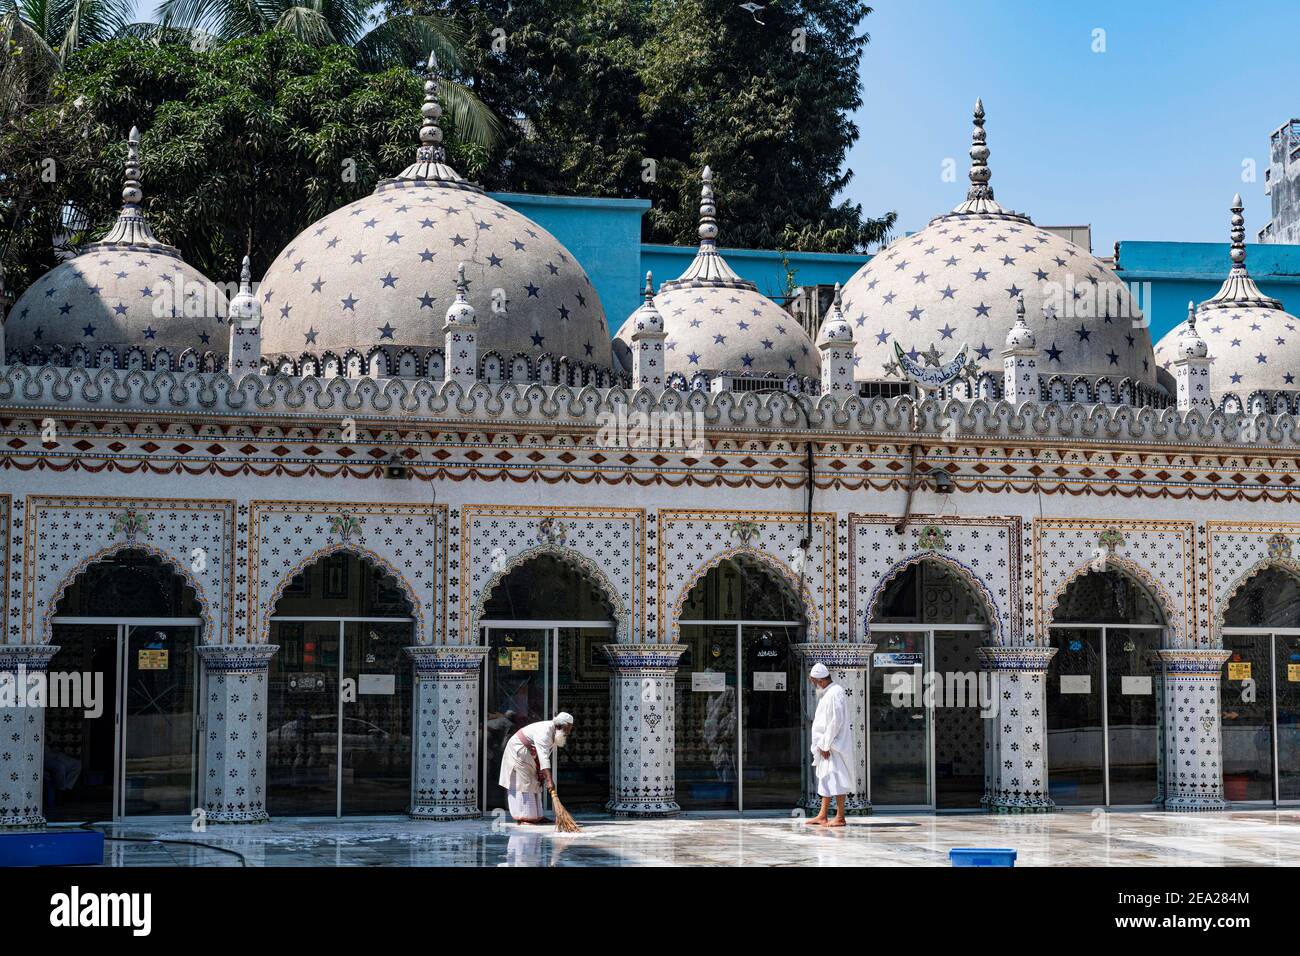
[155,0,268,40]
[433,77,502,152]
[353,14,467,74]
[271,4,335,46]
[0,8,60,107]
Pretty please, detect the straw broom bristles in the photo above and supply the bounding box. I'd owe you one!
[549,788,582,832]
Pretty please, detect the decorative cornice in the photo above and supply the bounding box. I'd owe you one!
[977,646,1057,671]
[0,644,60,672]
[602,643,687,671]
[194,644,279,672]
[1153,648,1231,676]
[405,645,488,675]
[1,364,1300,452]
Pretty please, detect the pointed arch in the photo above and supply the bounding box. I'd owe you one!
[864,552,1003,644]
[471,546,629,641]
[1213,558,1300,644]
[44,542,212,642]
[1047,554,1177,642]
[670,547,814,642]
[260,543,424,643]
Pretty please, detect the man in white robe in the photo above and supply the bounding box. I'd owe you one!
[498,712,574,824]
[806,663,854,827]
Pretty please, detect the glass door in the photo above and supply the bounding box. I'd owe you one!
[868,630,930,807]
[1046,628,1105,806]
[554,627,611,811]
[1221,632,1275,803]
[341,621,413,815]
[675,624,738,810]
[121,624,198,816]
[483,627,552,812]
[267,620,341,816]
[932,630,987,809]
[1105,628,1160,805]
[740,625,799,810]
[46,624,120,823]
[1277,634,1300,802]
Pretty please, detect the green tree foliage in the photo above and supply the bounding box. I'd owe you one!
[1,32,485,290]
[388,0,895,253]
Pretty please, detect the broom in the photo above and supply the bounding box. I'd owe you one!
[549,787,582,832]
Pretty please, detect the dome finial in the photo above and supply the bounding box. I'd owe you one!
[643,270,655,302]
[1179,299,1208,360]
[444,261,477,328]
[966,98,993,202]
[418,51,445,165]
[698,165,719,244]
[1199,194,1282,312]
[1229,193,1246,271]
[240,255,253,292]
[95,124,169,250]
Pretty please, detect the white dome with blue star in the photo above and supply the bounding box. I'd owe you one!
[6,129,228,361]
[839,101,1157,388]
[612,167,817,380]
[258,76,609,371]
[1155,196,1300,400]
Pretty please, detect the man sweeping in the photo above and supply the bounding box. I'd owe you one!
[498,711,575,826]
[806,662,855,828]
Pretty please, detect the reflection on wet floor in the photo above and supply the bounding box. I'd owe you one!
[59,810,1300,867]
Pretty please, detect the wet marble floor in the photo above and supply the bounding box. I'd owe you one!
[50,808,1300,866]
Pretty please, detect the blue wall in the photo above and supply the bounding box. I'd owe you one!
[1117,241,1300,342]
[497,192,1300,345]
[491,192,651,335]
[495,192,869,332]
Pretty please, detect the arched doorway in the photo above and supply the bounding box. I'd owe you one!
[1047,567,1165,807]
[266,551,415,816]
[479,553,615,812]
[46,549,202,822]
[1220,566,1300,804]
[674,554,807,811]
[867,558,992,810]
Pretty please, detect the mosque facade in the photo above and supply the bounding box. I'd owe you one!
[2,86,1300,828]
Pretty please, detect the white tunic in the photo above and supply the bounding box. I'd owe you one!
[498,719,557,794]
[810,683,856,797]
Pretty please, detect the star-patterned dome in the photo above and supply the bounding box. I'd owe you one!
[258,59,609,373]
[839,101,1158,389]
[1155,196,1300,400]
[6,128,228,363]
[613,167,818,380]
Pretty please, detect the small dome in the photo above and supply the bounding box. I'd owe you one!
[816,284,853,345]
[1155,196,1300,398]
[839,101,1157,387]
[614,167,818,380]
[629,272,664,337]
[258,64,609,373]
[1004,297,1036,349]
[6,128,227,361]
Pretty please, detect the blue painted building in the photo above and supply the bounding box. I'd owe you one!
[1117,241,1300,342]
[496,192,1300,345]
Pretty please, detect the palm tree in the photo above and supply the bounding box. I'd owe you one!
[154,0,501,148]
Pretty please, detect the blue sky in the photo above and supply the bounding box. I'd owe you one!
[124,1,1292,254]
[847,1,1295,252]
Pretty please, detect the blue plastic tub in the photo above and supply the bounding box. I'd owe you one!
[949,847,1017,867]
[0,829,105,867]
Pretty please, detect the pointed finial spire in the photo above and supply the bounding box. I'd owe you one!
[240,255,252,292]
[1186,299,1196,329]
[698,165,719,244]
[968,98,992,200]
[444,261,477,327]
[92,124,172,252]
[643,270,655,303]
[1199,194,1282,312]
[418,51,445,165]
[1229,193,1246,270]
[123,125,143,207]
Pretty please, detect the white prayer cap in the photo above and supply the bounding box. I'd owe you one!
[553,712,575,727]
[809,663,830,679]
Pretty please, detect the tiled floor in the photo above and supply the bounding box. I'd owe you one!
[55,809,1300,866]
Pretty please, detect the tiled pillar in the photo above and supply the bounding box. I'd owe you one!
[603,643,687,816]
[0,645,59,828]
[196,644,278,823]
[978,646,1056,812]
[792,643,874,813]
[1154,649,1231,812]
[406,646,487,820]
